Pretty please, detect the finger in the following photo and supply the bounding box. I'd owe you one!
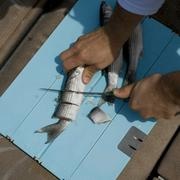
[82,65,98,84]
[62,54,84,72]
[60,35,85,60]
[59,46,77,61]
[113,83,135,99]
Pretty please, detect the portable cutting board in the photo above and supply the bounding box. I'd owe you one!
[0,0,179,179]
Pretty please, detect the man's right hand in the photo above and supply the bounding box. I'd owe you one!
[113,73,180,120]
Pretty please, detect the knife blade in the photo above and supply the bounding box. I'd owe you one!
[40,88,114,97]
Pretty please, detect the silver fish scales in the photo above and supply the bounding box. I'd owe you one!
[98,1,123,106]
[35,67,86,143]
[125,23,143,84]
[98,49,123,106]
[88,107,111,124]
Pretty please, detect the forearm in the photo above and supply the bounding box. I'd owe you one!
[159,71,180,105]
[103,4,143,49]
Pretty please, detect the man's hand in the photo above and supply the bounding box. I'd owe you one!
[60,5,142,84]
[60,28,117,84]
[113,73,180,120]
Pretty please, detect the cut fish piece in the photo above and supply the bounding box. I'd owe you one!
[88,107,111,124]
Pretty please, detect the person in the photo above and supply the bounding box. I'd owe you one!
[60,0,180,120]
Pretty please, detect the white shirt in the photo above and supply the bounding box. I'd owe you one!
[117,0,165,15]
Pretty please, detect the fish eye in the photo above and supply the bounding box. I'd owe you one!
[70,69,80,79]
[73,69,80,77]
[74,70,80,75]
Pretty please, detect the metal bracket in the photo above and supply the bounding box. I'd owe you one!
[118,126,147,157]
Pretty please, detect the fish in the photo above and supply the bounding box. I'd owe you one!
[88,1,123,124]
[99,1,113,26]
[98,49,123,106]
[124,23,143,84]
[88,107,111,124]
[98,1,123,106]
[35,66,86,143]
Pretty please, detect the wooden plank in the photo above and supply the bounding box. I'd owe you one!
[0,0,39,66]
[0,0,76,96]
[0,135,58,180]
[0,0,37,48]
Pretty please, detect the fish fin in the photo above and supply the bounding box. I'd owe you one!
[35,121,68,144]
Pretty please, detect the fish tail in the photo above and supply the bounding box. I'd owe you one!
[35,120,70,144]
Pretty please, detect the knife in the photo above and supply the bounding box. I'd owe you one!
[40,88,114,97]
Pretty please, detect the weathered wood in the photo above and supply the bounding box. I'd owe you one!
[157,129,180,179]
[0,0,36,49]
[0,0,76,96]
[117,117,180,180]
[0,0,47,67]
[0,135,58,180]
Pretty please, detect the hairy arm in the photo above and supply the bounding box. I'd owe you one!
[103,4,143,58]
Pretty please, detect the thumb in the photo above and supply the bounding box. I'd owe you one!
[113,83,135,99]
[82,65,98,84]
